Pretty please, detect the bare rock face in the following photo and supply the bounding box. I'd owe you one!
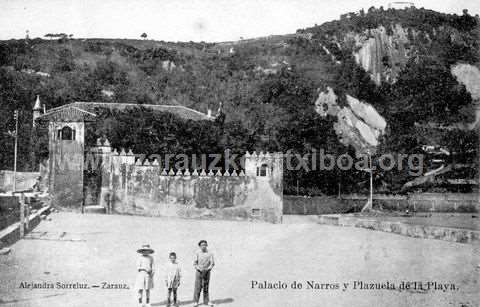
[346,95,386,132]
[314,87,340,116]
[315,87,387,154]
[451,63,480,101]
[348,24,413,85]
[451,63,480,130]
[161,60,176,72]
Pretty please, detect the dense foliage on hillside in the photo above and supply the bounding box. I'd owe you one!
[0,7,478,194]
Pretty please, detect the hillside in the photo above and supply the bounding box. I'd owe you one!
[0,6,478,194]
[299,6,479,84]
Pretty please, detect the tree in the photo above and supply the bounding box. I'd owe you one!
[141,33,148,40]
[392,58,474,125]
[54,48,75,72]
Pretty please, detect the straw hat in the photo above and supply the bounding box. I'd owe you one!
[137,244,154,254]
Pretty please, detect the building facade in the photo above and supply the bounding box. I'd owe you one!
[37,101,284,222]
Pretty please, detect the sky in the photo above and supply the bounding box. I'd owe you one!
[0,0,479,42]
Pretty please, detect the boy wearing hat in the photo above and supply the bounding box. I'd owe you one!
[135,244,155,307]
[193,240,215,306]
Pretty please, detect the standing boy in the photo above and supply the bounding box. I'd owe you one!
[165,252,181,307]
[193,240,215,306]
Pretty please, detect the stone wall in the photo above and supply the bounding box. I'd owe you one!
[0,205,51,247]
[284,193,479,215]
[87,144,284,223]
[0,196,19,230]
[283,195,356,215]
[340,193,479,213]
[408,193,479,212]
[0,171,39,192]
[318,214,479,244]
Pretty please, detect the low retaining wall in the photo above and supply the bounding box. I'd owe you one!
[0,195,18,210]
[0,205,51,246]
[318,215,480,244]
[0,171,39,192]
[283,195,358,215]
[408,193,479,212]
[340,193,479,213]
[0,196,20,230]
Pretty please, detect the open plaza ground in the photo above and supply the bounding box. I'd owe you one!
[0,212,479,307]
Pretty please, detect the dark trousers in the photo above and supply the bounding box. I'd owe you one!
[194,270,211,303]
[167,288,177,304]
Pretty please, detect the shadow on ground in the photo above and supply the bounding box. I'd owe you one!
[152,298,234,306]
[0,293,65,305]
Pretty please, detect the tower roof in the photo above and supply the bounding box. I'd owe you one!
[39,101,214,122]
[37,105,97,122]
[37,101,215,123]
[33,95,42,111]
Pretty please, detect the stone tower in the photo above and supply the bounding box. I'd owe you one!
[30,95,43,170]
[38,105,96,208]
[246,152,283,192]
[243,152,284,222]
[244,151,283,185]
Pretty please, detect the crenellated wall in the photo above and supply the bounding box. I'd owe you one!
[85,140,284,223]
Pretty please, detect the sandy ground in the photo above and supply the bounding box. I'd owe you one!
[0,212,479,307]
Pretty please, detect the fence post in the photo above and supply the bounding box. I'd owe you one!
[124,164,128,208]
[25,196,30,230]
[166,177,170,206]
[108,158,114,214]
[19,193,25,237]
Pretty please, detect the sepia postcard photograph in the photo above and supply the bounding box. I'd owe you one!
[0,0,479,306]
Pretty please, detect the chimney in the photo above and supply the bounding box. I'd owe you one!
[207,109,212,117]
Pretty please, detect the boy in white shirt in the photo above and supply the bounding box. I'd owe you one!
[165,252,181,307]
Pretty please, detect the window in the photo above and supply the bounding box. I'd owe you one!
[257,163,268,177]
[60,126,75,140]
[251,208,261,216]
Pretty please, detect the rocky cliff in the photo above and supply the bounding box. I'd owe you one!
[451,63,480,130]
[302,8,479,86]
[349,24,412,84]
[314,87,386,154]
[451,63,480,101]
